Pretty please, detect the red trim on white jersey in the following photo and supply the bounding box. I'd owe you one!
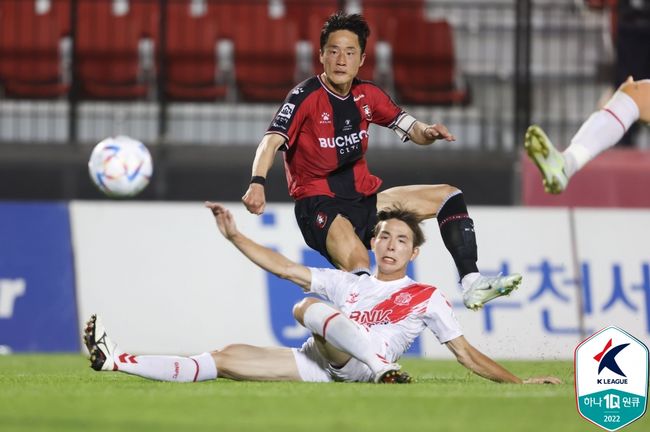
[349,283,436,326]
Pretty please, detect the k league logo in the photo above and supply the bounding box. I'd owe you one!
[575,326,649,431]
[595,338,629,380]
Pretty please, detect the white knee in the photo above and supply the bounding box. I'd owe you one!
[302,302,341,336]
[292,297,323,325]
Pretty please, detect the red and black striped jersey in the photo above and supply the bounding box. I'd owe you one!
[266,75,404,200]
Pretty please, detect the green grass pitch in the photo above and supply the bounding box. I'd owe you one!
[0,355,647,432]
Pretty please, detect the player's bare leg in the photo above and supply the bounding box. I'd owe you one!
[293,298,412,383]
[211,344,302,381]
[525,76,644,194]
[325,214,372,273]
[378,185,522,310]
[620,77,650,122]
[377,184,457,218]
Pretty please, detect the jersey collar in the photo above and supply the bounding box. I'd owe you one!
[317,74,351,101]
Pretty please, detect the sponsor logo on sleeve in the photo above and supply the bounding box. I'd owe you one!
[362,104,372,121]
[277,103,295,119]
[272,103,296,130]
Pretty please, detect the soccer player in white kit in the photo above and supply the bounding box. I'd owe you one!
[83,203,559,385]
[525,76,650,194]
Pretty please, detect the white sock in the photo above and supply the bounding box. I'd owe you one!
[563,91,640,177]
[114,351,217,382]
[302,302,389,374]
[460,272,481,293]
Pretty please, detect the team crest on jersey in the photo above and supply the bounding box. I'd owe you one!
[394,292,413,306]
[362,104,372,121]
[315,212,328,229]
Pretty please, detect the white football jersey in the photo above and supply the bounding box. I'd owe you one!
[309,267,463,361]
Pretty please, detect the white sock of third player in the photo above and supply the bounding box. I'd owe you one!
[114,351,217,382]
[302,302,390,375]
[563,90,640,178]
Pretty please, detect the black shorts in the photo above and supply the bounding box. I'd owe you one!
[294,194,378,266]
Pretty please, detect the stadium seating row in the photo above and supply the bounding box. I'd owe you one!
[0,0,468,105]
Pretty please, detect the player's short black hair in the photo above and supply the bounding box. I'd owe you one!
[320,11,370,54]
[374,207,426,248]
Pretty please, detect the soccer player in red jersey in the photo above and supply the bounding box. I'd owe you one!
[242,12,520,310]
[83,202,560,385]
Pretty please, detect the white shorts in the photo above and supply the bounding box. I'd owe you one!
[291,336,385,383]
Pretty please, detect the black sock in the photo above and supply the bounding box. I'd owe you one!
[436,193,479,279]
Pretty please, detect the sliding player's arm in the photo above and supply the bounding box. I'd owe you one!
[205,202,311,291]
[445,335,561,384]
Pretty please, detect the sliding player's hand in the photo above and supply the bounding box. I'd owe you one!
[242,184,266,215]
[204,201,239,240]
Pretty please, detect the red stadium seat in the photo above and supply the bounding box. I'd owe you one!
[209,1,251,40]
[307,14,326,78]
[284,0,338,40]
[164,1,227,101]
[386,17,469,105]
[75,0,158,100]
[0,0,70,98]
[232,10,299,102]
[362,0,425,40]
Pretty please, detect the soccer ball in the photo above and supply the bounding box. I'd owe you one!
[88,136,153,198]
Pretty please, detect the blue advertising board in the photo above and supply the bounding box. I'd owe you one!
[0,202,79,352]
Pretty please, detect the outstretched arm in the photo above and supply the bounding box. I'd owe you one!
[445,336,561,384]
[241,133,286,215]
[205,202,312,291]
[408,120,456,145]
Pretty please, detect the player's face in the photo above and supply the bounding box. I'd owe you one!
[371,219,420,281]
[319,30,366,95]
